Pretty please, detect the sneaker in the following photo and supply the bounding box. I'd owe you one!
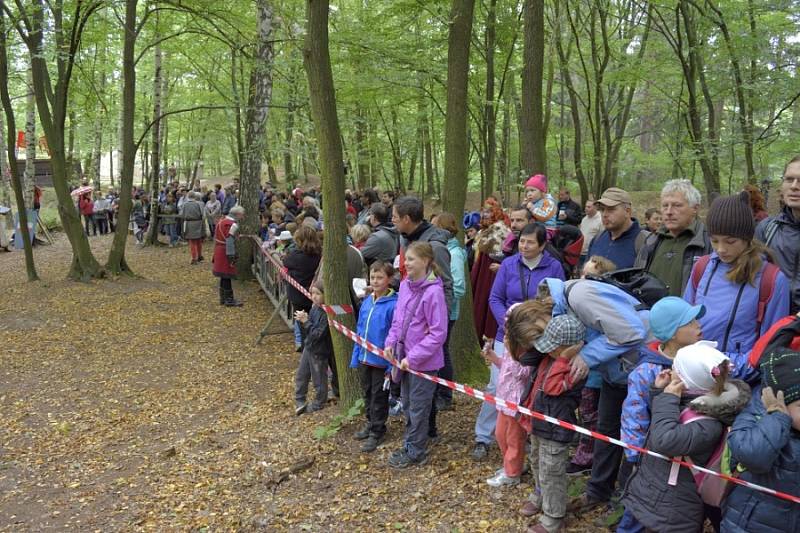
[519,500,541,517]
[566,462,592,476]
[486,469,520,487]
[471,442,489,461]
[295,403,307,416]
[388,402,404,417]
[387,448,428,469]
[361,435,384,453]
[306,403,323,413]
[353,426,370,441]
[567,493,606,514]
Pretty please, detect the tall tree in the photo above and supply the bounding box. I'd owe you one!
[237,0,275,279]
[145,38,163,245]
[0,6,37,280]
[24,67,36,207]
[7,0,103,280]
[303,0,360,409]
[520,0,546,176]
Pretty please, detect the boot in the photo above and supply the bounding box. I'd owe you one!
[219,286,226,305]
[224,288,243,307]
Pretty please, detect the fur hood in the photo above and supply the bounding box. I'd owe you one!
[688,379,751,426]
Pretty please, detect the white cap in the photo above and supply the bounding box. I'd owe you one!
[673,340,729,392]
[278,230,293,241]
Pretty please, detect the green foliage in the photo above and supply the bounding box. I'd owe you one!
[312,398,364,440]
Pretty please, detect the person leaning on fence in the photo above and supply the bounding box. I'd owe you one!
[212,205,245,307]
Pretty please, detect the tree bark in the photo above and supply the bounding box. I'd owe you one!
[106,0,137,275]
[24,67,36,207]
[483,0,497,198]
[520,0,546,176]
[145,38,163,245]
[303,0,360,410]
[0,10,37,280]
[237,0,275,280]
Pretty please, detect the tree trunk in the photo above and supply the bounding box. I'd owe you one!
[0,15,37,280]
[22,0,102,280]
[283,65,297,183]
[442,0,485,382]
[90,69,106,190]
[0,104,10,207]
[145,39,163,245]
[483,0,497,199]
[24,67,36,207]
[303,0,360,410]
[106,0,137,276]
[230,47,244,181]
[354,104,369,189]
[237,0,275,280]
[519,0,546,176]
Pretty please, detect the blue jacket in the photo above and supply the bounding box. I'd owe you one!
[446,237,467,321]
[489,251,565,341]
[683,252,790,383]
[547,278,650,386]
[349,290,398,370]
[587,218,645,268]
[721,395,800,533]
[621,341,673,460]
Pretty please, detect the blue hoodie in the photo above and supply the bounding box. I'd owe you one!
[545,278,650,386]
[683,252,790,383]
[621,341,673,460]
[350,290,398,370]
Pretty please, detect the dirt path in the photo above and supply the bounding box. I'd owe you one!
[0,235,600,532]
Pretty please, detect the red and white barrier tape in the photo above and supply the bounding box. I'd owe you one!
[255,238,800,505]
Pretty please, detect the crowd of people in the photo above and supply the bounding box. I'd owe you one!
[253,156,800,533]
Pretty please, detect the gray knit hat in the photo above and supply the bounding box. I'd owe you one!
[706,191,755,241]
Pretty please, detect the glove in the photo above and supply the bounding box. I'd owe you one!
[227,255,237,265]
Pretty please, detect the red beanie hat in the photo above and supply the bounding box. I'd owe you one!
[525,174,547,193]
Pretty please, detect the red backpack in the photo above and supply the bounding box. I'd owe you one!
[690,254,780,335]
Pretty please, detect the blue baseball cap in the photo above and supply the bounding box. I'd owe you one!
[649,297,705,342]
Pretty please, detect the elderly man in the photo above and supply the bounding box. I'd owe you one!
[758,156,800,313]
[635,179,711,296]
[213,205,245,307]
[587,188,646,269]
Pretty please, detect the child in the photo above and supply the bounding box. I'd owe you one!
[644,207,662,233]
[482,299,550,487]
[293,280,333,415]
[350,261,398,453]
[721,346,800,532]
[524,174,557,228]
[518,309,586,532]
[622,342,750,533]
[383,242,448,468]
[566,255,617,475]
[616,297,705,532]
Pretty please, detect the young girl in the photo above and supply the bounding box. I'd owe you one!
[524,174,557,229]
[622,342,750,533]
[722,321,800,532]
[349,261,398,453]
[383,242,448,468]
[293,280,333,415]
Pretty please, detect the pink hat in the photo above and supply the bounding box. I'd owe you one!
[525,174,547,193]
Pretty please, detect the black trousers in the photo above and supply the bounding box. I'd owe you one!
[359,364,390,438]
[436,320,456,402]
[586,380,631,501]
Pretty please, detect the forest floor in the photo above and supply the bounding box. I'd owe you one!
[0,233,614,532]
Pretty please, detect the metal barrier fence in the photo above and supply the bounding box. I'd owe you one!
[251,236,294,342]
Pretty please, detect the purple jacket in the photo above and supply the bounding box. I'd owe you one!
[384,274,448,372]
[489,251,565,341]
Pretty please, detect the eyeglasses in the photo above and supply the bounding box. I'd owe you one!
[783,176,800,186]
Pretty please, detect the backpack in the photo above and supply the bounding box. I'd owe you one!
[587,268,669,310]
[667,408,735,508]
[690,254,780,334]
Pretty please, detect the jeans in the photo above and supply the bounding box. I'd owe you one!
[401,370,438,460]
[95,216,109,235]
[164,223,178,244]
[529,435,570,532]
[436,320,456,403]
[474,339,503,444]
[586,380,631,502]
[84,214,97,236]
[295,348,328,408]
[293,321,303,348]
[360,364,390,438]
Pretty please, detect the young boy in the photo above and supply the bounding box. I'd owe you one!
[617,296,704,532]
[294,281,333,415]
[520,313,586,533]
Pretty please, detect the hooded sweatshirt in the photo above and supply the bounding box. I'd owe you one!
[383,273,448,372]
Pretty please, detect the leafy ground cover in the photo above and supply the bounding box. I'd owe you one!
[1,234,610,532]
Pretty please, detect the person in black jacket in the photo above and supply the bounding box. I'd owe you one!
[293,280,334,415]
[282,225,322,350]
[556,187,583,226]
